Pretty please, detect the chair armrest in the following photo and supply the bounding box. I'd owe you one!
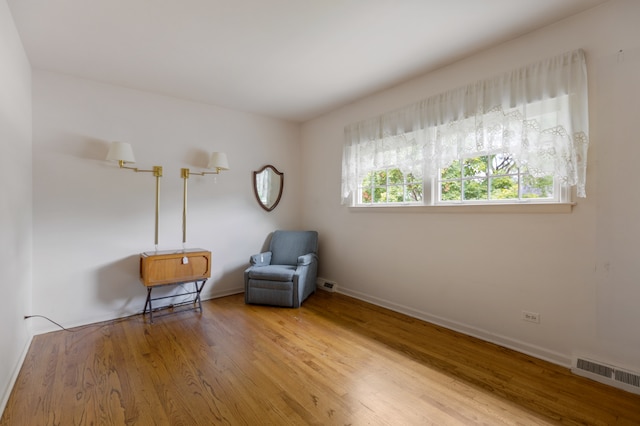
[250,251,272,266]
[297,253,317,266]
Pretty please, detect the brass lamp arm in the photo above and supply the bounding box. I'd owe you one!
[119,162,163,177]
[199,169,223,175]
[182,169,222,178]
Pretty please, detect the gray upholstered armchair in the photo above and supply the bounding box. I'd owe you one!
[244,230,318,308]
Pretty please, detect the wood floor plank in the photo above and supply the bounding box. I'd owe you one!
[2,291,640,425]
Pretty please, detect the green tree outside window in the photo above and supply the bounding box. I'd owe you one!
[439,154,553,202]
[361,168,423,204]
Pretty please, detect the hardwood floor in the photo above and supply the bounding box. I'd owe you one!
[2,291,639,425]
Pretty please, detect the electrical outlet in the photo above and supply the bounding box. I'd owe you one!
[522,311,540,323]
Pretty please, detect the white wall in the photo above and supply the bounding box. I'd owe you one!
[301,0,640,370]
[30,70,302,333]
[6,0,640,411]
[0,0,33,413]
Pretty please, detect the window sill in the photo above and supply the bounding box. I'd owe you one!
[348,202,575,214]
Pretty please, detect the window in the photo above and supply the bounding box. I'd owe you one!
[342,49,589,208]
[359,168,423,204]
[438,154,556,204]
[353,154,560,206]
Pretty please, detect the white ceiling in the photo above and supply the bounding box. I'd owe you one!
[8,0,608,122]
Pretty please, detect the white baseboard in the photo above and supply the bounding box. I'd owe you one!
[202,287,245,301]
[337,287,571,368]
[29,287,247,336]
[1,333,34,417]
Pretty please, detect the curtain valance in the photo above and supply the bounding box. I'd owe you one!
[342,49,589,204]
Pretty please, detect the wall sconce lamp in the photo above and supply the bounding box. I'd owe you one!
[106,141,163,249]
[181,152,229,245]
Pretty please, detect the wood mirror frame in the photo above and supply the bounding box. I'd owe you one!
[253,165,284,212]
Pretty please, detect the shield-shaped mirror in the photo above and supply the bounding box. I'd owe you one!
[253,165,283,212]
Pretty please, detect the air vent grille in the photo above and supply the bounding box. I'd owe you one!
[316,278,338,293]
[615,370,640,388]
[576,358,614,378]
[573,356,640,395]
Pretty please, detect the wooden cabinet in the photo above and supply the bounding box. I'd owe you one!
[140,248,211,287]
[139,248,212,322]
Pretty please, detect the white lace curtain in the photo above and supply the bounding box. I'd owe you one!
[342,49,589,204]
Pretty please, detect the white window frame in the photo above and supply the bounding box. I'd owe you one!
[352,174,570,208]
[434,153,568,206]
[357,166,424,205]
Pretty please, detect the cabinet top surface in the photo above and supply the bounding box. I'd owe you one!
[141,248,209,257]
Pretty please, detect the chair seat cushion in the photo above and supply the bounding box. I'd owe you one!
[247,265,296,282]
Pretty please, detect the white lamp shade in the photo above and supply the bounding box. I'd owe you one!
[208,152,229,170]
[106,141,136,163]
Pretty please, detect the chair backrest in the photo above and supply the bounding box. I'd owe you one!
[269,230,318,266]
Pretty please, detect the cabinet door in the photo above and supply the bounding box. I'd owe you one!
[140,251,211,286]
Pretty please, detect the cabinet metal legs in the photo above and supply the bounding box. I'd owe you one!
[142,280,207,323]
